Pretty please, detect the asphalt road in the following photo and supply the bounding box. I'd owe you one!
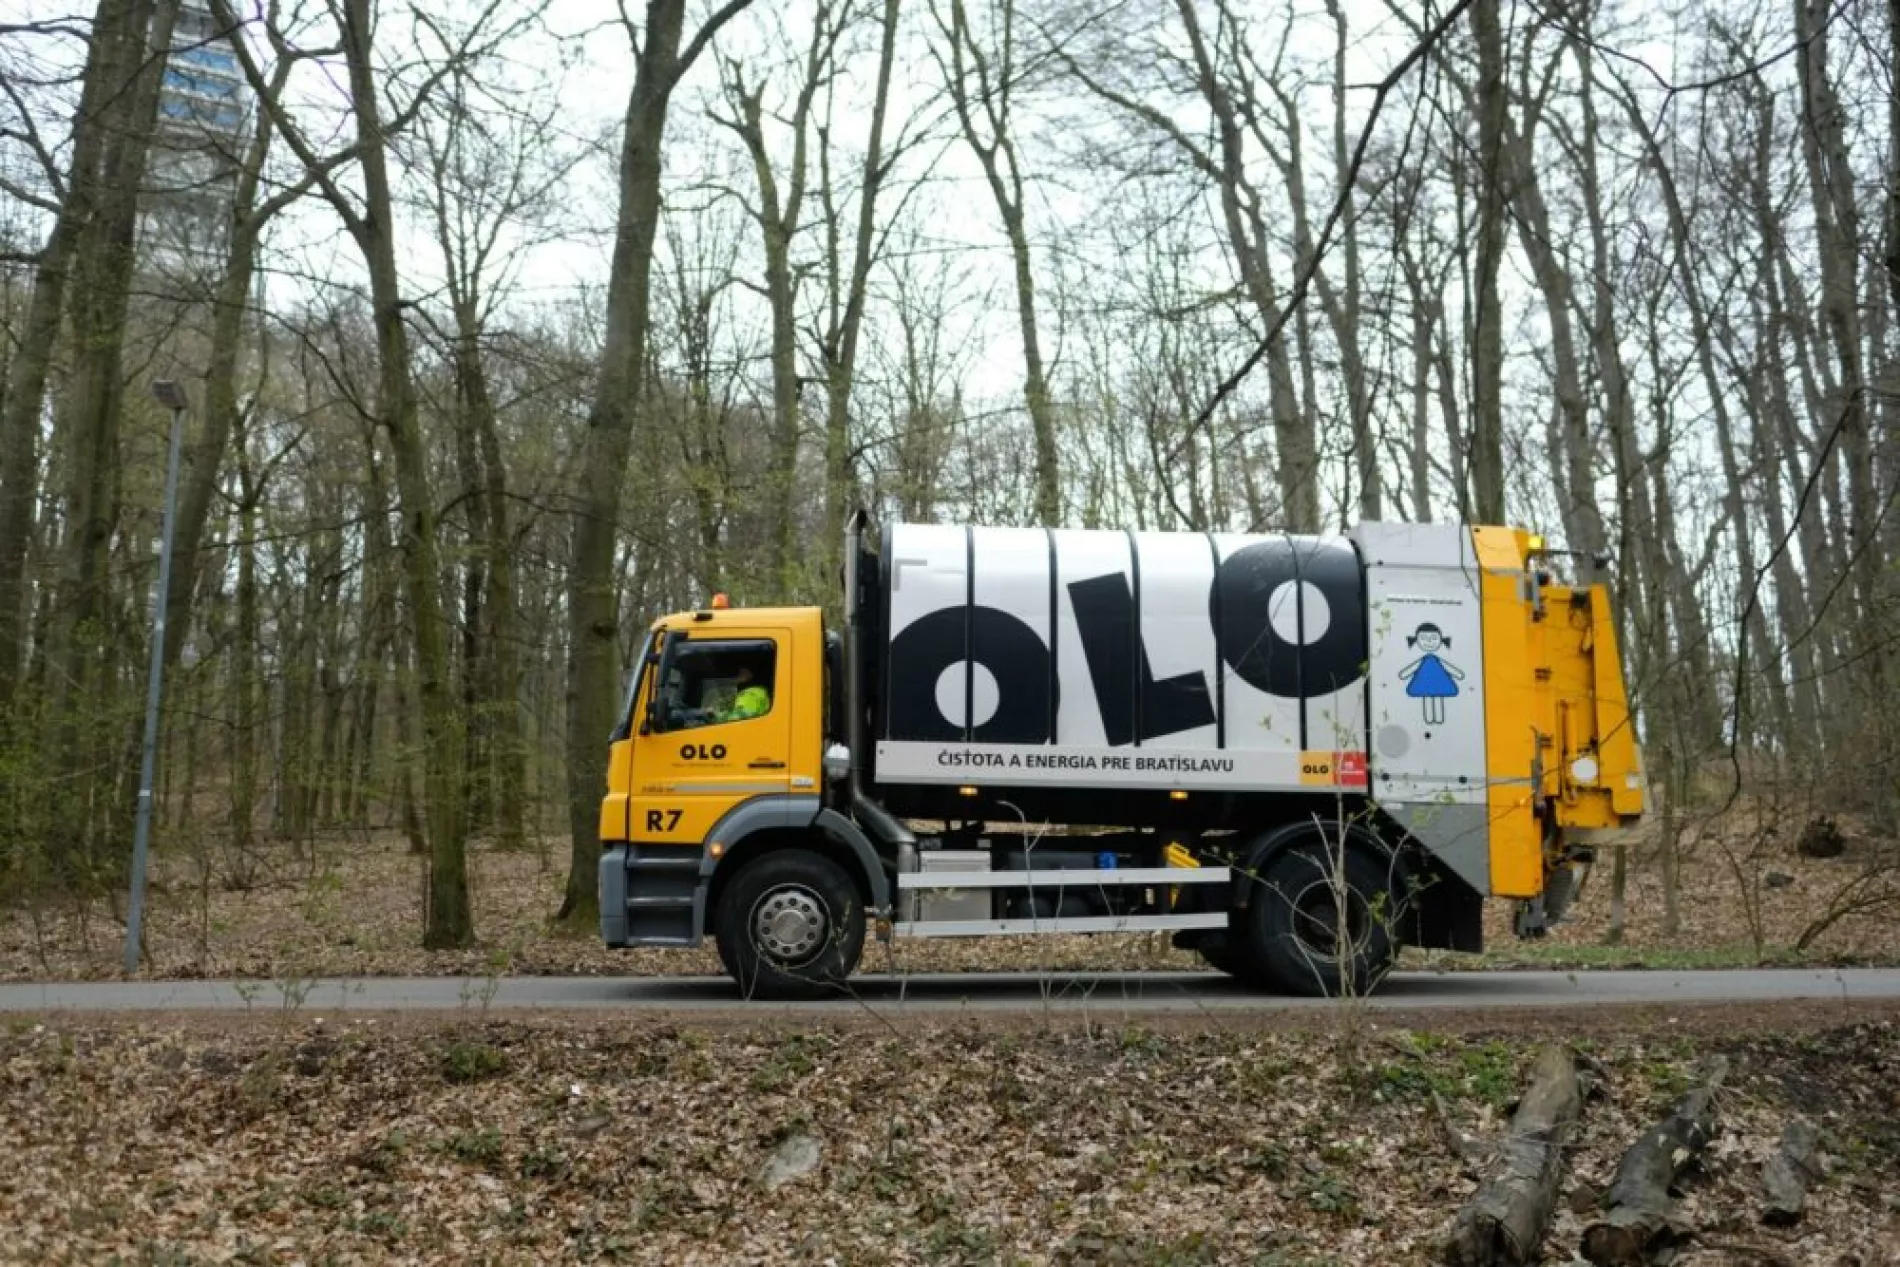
[0,967,1895,1015]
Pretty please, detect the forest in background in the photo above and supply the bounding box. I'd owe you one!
[0,0,1894,956]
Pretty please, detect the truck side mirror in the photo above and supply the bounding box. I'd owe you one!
[643,645,667,734]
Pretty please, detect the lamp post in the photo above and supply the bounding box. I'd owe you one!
[125,378,189,974]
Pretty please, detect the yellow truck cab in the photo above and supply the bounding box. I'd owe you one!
[599,514,1645,1000]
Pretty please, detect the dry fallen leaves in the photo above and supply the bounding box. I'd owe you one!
[0,1013,1894,1265]
[3,818,1896,985]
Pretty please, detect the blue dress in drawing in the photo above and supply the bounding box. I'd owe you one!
[1397,623,1464,726]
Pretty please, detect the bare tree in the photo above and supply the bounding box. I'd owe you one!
[213,0,526,946]
[1793,0,1887,795]
[655,189,751,593]
[41,0,182,876]
[408,48,581,854]
[0,0,172,722]
[1054,0,1324,531]
[711,2,841,592]
[932,0,1062,526]
[1468,0,1507,523]
[866,225,972,521]
[813,0,911,577]
[560,0,756,930]
[161,17,330,688]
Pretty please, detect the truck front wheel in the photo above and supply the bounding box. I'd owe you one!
[715,849,865,1000]
[1241,836,1397,997]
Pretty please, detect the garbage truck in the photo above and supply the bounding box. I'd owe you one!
[598,514,1645,999]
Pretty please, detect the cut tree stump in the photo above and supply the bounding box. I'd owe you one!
[1443,1043,1583,1267]
[1580,1056,1728,1266]
[1759,1117,1822,1226]
[1795,816,1845,859]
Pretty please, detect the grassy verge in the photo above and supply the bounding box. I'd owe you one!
[1411,939,1867,972]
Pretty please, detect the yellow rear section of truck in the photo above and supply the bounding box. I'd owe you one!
[1474,527,1644,907]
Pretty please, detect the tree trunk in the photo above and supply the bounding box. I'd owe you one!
[561,0,754,928]
[1501,113,1603,560]
[1606,842,1627,946]
[275,557,319,848]
[160,39,293,684]
[355,428,411,840]
[392,640,426,856]
[1635,309,1722,755]
[1404,255,1433,522]
[941,0,1061,526]
[463,321,526,854]
[1606,70,1783,746]
[1762,212,1847,700]
[1569,48,1659,694]
[1178,0,1313,531]
[336,0,470,947]
[1005,197,1062,527]
[0,0,143,712]
[723,50,818,592]
[46,0,182,875]
[1434,294,1468,515]
[1795,0,1883,765]
[1326,0,1376,520]
[449,338,491,834]
[1266,77,1359,530]
[1889,0,1900,324]
[1468,0,1507,523]
[820,0,903,575]
[230,421,259,862]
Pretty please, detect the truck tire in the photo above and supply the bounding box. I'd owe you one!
[1240,836,1396,997]
[715,849,865,1000]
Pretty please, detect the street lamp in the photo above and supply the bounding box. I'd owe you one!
[124,379,189,974]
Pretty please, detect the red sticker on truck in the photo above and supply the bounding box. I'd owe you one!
[1299,750,1369,788]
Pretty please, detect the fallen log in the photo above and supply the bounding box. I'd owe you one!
[1759,1117,1822,1226]
[1443,1043,1583,1267]
[1580,1056,1728,1266]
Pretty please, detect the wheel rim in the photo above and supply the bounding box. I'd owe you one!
[749,884,830,967]
[1288,877,1371,961]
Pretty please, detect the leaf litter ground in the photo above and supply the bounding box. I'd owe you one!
[0,1008,1895,1265]
[3,814,1897,982]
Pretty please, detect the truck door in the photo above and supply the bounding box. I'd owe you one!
[631,630,794,846]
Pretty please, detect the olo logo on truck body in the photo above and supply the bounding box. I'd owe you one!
[873,524,1386,794]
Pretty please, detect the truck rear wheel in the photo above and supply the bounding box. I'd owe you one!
[1241,835,1396,997]
[715,849,865,1000]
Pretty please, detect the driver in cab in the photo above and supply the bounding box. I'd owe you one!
[721,659,771,723]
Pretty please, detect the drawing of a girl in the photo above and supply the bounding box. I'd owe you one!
[1397,623,1464,726]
